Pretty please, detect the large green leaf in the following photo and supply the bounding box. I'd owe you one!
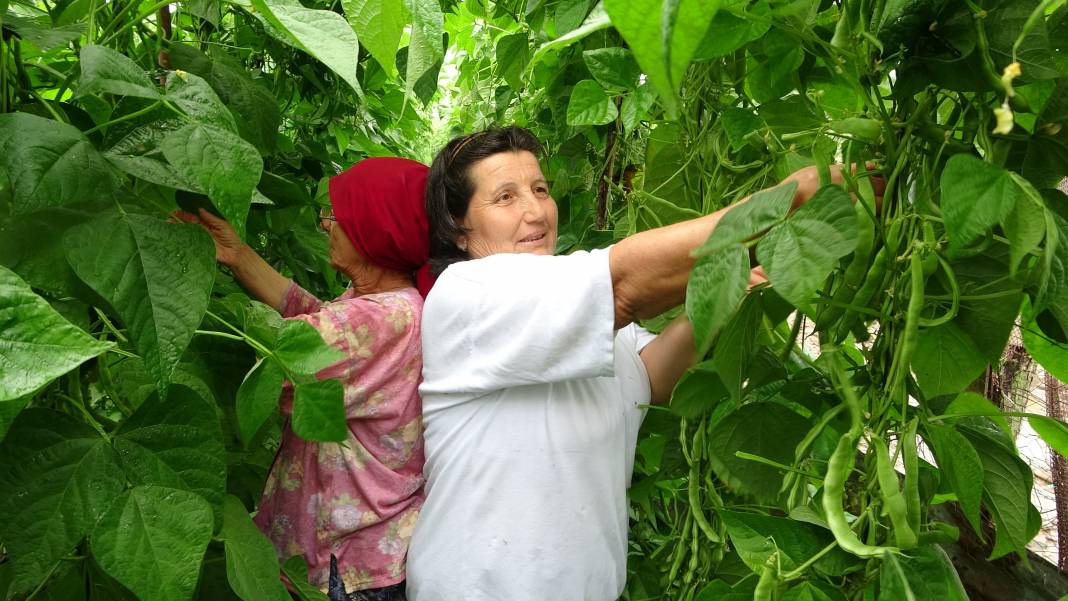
[940,155,1019,255]
[960,426,1034,559]
[1030,416,1068,458]
[90,486,214,601]
[693,8,769,60]
[1022,315,1068,381]
[669,361,729,418]
[496,33,530,91]
[65,213,216,396]
[2,14,84,51]
[282,556,330,601]
[235,357,286,445]
[161,122,263,238]
[695,182,796,256]
[250,0,363,97]
[911,322,988,399]
[168,44,281,154]
[292,379,347,442]
[706,402,810,502]
[879,545,968,601]
[604,0,719,117]
[342,0,408,76]
[583,47,641,91]
[782,582,844,601]
[529,3,611,66]
[720,510,854,577]
[713,292,761,401]
[0,266,111,401]
[1003,174,1047,275]
[566,79,618,126]
[273,319,345,375]
[746,30,804,104]
[113,385,226,513]
[686,244,750,355]
[405,0,444,103]
[79,44,160,100]
[925,424,984,535]
[0,205,99,297]
[164,71,237,131]
[757,185,857,307]
[220,495,290,601]
[0,410,125,594]
[0,113,119,215]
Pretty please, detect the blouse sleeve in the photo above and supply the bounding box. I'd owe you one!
[276,281,325,317]
[420,248,617,395]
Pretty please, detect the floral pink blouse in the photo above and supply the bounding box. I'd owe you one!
[254,283,425,592]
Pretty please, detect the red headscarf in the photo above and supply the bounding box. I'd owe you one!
[329,157,434,297]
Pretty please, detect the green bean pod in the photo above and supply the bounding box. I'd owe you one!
[816,184,877,334]
[753,552,779,601]
[902,419,921,535]
[832,244,890,342]
[873,436,918,548]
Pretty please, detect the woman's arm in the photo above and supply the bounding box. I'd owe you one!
[177,209,293,310]
[609,166,832,328]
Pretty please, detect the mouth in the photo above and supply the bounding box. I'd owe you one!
[517,232,547,246]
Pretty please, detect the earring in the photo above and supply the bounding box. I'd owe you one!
[458,241,468,252]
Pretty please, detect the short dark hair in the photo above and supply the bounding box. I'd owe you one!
[426,125,544,275]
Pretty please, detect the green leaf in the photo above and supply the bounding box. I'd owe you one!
[566,79,618,126]
[90,486,214,601]
[1029,416,1068,458]
[694,579,757,601]
[0,112,119,215]
[273,319,345,375]
[746,31,804,104]
[720,107,764,152]
[530,3,611,66]
[168,44,281,154]
[943,392,1012,436]
[706,402,810,502]
[1003,174,1047,275]
[713,293,762,401]
[164,71,238,131]
[250,0,364,97]
[669,361,729,418]
[686,244,750,355]
[2,14,85,50]
[555,0,591,34]
[828,118,882,143]
[79,44,160,100]
[496,33,530,91]
[292,379,347,442]
[940,154,1019,255]
[911,322,988,399]
[0,410,125,594]
[695,182,795,256]
[757,185,857,307]
[161,122,263,238]
[693,9,769,60]
[113,385,226,513]
[342,0,408,76]
[405,0,445,103]
[604,0,719,117]
[282,556,330,601]
[960,426,1034,559]
[879,545,967,601]
[65,213,216,396]
[1022,315,1068,380]
[583,47,641,91]
[720,510,854,577]
[220,495,290,601]
[0,265,111,401]
[236,357,286,445]
[925,424,984,535]
[782,582,844,601]
[621,85,658,134]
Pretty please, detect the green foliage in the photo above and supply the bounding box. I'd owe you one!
[2,0,1066,597]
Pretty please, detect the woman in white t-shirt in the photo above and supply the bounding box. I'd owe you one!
[407,126,840,601]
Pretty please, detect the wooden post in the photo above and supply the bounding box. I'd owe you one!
[1047,371,1068,571]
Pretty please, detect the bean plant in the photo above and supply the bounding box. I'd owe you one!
[1,0,1067,600]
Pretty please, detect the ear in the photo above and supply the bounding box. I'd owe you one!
[456,235,468,253]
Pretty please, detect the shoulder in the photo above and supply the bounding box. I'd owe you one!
[315,287,422,333]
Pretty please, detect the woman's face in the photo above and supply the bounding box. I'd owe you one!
[458,150,558,259]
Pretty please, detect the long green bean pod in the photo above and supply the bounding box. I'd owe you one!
[873,436,918,548]
[902,418,921,534]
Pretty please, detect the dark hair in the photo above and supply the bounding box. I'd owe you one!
[426,125,544,275]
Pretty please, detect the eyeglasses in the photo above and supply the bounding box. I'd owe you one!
[318,208,337,233]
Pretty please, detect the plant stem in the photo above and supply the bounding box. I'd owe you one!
[85,100,163,134]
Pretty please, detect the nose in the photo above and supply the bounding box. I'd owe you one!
[519,192,548,222]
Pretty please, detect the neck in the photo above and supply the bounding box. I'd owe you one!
[341,262,412,296]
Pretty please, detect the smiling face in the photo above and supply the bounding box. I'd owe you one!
[457,150,558,259]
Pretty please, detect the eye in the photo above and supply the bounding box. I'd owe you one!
[495,191,514,204]
[533,185,550,197]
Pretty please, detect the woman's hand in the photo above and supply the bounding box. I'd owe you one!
[782,164,886,209]
[174,208,248,268]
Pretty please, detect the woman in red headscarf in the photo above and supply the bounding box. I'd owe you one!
[179,157,429,601]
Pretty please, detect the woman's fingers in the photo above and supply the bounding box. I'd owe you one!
[171,210,200,224]
[748,266,769,289]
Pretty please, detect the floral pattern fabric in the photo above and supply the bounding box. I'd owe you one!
[254,283,425,592]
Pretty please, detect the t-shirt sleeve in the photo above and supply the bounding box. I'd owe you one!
[420,249,616,395]
[277,281,325,317]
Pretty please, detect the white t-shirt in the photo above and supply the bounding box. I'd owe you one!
[407,249,656,601]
